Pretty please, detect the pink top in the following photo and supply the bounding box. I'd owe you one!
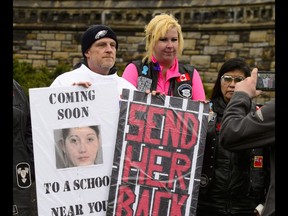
[122,57,206,100]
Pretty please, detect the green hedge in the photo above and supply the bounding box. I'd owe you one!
[13,59,71,96]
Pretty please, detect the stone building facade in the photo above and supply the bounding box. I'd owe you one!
[13,0,275,98]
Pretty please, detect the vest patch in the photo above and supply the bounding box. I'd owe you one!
[176,73,191,82]
[137,76,152,92]
[16,162,32,188]
[253,156,263,168]
[200,174,210,187]
[13,205,18,215]
[177,83,192,98]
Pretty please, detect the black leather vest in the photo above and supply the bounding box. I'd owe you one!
[131,60,194,99]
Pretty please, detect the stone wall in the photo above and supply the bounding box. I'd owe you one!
[13,0,275,100]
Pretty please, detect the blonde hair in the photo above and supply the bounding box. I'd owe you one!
[143,13,184,63]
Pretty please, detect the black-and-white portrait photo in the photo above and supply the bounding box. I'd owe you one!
[55,125,103,169]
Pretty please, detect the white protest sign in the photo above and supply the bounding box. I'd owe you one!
[29,82,119,216]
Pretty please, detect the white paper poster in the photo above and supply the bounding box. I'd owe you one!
[29,82,119,216]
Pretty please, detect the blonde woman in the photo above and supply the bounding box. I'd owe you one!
[122,13,206,100]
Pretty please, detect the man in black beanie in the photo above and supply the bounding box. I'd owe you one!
[50,24,136,97]
[81,25,118,57]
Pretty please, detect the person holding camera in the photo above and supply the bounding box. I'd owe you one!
[196,58,270,216]
[220,68,275,216]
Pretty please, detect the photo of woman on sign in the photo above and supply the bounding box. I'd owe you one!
[55,125,103,168]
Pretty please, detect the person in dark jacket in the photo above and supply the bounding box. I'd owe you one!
[196,58,270,216]
[219,68,275,216]
[13,79,35,216]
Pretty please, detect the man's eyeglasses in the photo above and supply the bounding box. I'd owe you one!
[221,75,245,84]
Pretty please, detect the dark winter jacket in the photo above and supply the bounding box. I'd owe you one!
[13,79,34,216]
[197,96,269,215]
[220,92,275,216]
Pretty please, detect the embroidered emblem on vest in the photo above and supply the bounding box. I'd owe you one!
[176,73,191,82]
[200,174,209,187]
[177,83,192,98]
[13,205,18,215]
[16,162,32,188]
[253,156,263,168]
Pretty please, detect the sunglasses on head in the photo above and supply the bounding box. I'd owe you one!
[221,75,245,83]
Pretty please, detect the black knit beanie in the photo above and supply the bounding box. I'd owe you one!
[81,25,118,57]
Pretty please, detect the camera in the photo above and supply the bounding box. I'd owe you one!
[256,71,275,91]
